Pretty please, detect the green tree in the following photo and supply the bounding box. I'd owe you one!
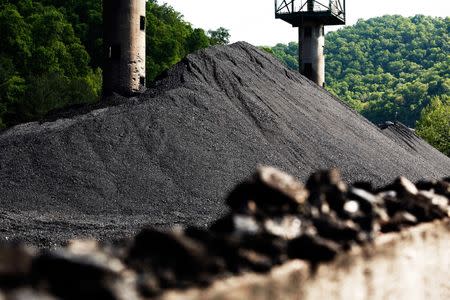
[187,28,210,52]
[325,15,449,127]
[0,0,101,128]
[39,0,103,68]
[0,3,32,72]
[208,27,231,45]
[416,96,450,156]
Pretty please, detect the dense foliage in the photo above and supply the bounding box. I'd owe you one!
[0,0,227,128]
[0,0,101,128]
[267,16,449,129]
[326,15,449,128]
[416,96,450,156]
[39,0,104,68]
[208,27,231,46]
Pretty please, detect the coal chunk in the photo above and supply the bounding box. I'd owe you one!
[306,169,348,217]
[0,245,34,290]
[127,228,221,289]
[30,249,124,300]
[435,180,450,198]
[391,177,419,197]
[312,216,360,245]
[226,166,309,216]
[287,234,339,263]
[184,227,240,274]
[381,212,418,233]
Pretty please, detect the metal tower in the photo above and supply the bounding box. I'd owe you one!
[103,0,146,96]
[275,0,345,87]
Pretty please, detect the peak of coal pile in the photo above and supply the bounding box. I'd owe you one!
[1,42,449,245]
[0,167,449,299]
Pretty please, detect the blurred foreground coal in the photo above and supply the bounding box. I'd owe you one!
[0,167,449,299]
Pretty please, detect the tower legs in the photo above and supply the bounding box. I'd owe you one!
[299,24,325,87]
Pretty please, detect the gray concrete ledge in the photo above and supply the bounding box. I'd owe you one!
[158,219,450,300]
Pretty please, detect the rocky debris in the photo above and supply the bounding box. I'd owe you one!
[0,167,448,299]
[226,166,310,216]
[287,234,340,263]
[127,228,222,291]
[31,251,124,299]
[0,242,139,300]
[0,245,35,291]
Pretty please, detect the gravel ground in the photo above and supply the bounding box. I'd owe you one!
[0,42,449,246]
[0,167,449,299]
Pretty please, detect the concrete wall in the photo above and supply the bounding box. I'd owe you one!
[158,220,450,300]
[299,23,325,87]
[103,0,146,96]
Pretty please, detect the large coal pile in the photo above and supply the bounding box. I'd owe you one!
[1,42,450,245]
[0,167,449,299]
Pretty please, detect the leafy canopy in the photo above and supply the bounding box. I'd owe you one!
[416,96,450,156]
[325,15,449,128]
[0,0,101,128]
[208,27,231,46]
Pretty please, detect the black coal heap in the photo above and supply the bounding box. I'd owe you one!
[1,42,449,246]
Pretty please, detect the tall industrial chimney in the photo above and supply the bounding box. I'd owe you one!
[103,0,146,96]
[275,0,346,87]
